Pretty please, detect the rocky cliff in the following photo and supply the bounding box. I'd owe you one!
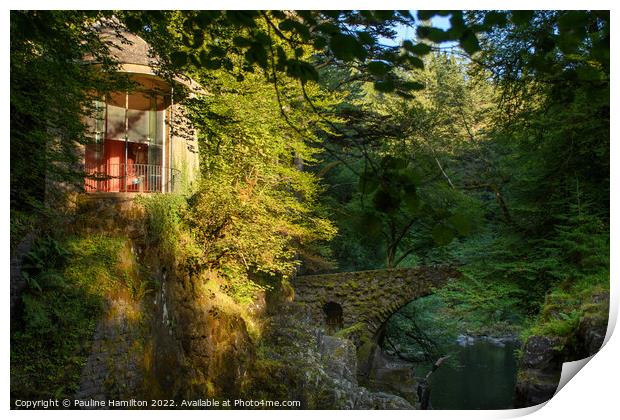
[514,292,609,407]
[70,195,414,409]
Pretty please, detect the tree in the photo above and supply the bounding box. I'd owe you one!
[318,52,493,268]
[10,11,131,241]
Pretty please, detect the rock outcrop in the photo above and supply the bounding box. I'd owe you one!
[249,303,414,409]
[514,335,566,407]
[317,335,413,409]
[514,293,609,408]
[70,196,416,409]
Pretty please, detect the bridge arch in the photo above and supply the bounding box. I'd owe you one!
[293,266,459,374]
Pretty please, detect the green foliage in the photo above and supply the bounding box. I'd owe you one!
[523,275,609,341]
[11,233,148,402]
[320,10,608,356]
[10,10,609,397]
[518,210,609,341]
[334,322,367,339]
[182,70,336,292]
[383,295,459,363]
[21,235,69,293]
[10,11,127,221]
[129,10,424,93]
[437,273,527,334]
[319,52,493,269]
[138,192,188,256]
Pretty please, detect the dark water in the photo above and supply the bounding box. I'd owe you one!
[428,340,518,410]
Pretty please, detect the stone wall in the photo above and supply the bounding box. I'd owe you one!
[72,196,154,404]
[73,193,146,237]
[293,266,459,339]
[75,298,148,403]
[72,192,256,403]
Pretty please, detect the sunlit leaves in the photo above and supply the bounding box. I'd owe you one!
[123,10,510,97]
[119,9,610,101]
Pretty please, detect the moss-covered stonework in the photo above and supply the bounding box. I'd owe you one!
[25,194,437,408]
[294,266,459,339]
[74,193,147,237]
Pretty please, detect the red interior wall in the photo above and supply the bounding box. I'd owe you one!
[104,139,125,192]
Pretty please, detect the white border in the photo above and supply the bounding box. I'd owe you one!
[3,2,618,419]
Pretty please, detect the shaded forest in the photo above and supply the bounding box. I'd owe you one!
[10,10,609,408]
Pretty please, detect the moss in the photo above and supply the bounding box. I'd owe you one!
[517,369,547,386]
[11,231,152,404]
[334,322,367,339]
[346,280,359,290]
[198,275,263,341]
[356,337,375,367]
[522,279,609,343]
[533,313,580,337]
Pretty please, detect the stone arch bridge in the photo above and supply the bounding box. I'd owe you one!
[293,266,460,340]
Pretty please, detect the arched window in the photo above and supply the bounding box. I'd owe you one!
[323,301,343,332]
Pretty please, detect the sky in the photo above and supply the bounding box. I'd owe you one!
[382,13,457,48]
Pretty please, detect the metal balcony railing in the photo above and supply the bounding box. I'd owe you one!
[84,163,180,193]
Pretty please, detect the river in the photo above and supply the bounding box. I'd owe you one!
[427,338,518,409]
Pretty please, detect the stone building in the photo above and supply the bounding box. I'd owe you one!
[81,26,200,195]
